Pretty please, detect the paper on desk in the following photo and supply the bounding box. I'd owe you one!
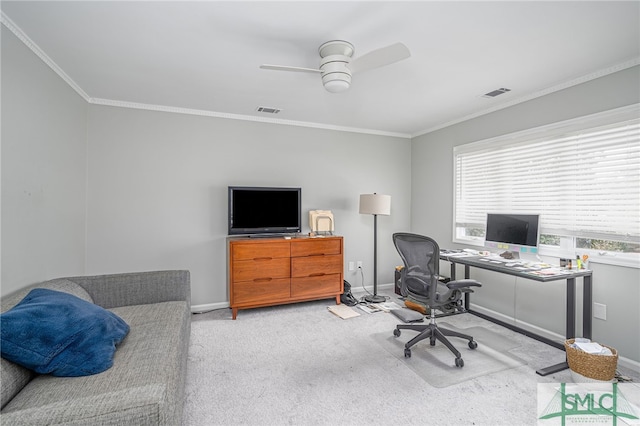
[446,252,475,257]
[527,268,566,276]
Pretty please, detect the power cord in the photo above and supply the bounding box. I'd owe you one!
[357,266,390,305]
[358,266,368,295]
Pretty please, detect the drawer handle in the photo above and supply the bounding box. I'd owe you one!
[253,278,273,282]
[309,273,326,277]
[253,257,273,261]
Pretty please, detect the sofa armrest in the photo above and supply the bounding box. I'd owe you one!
[65,270,190,310]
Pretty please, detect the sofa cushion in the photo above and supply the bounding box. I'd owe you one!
[1,279,94,409]
[1,289,129,377]
[1,301,190,425]
[1,279,93,314]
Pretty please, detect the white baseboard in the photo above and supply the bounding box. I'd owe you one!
[191,282,396,314]
[619,357,640,373]
[191,301,229,314]
[352,282,395,295]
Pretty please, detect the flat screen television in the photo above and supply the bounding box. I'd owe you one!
[228,186,301,235]
[484,213,540,256]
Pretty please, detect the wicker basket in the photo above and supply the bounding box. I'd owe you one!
[565,339,618,381]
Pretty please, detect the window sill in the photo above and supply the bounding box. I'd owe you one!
[539,247,640,269]
[453,239,640,269]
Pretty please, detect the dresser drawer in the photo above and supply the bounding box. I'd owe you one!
[291,254,342,278]
[233,257,290,281]
[232,242,290,261]
[233,278,291,305]
[291,274,342,299]
[290,238,341,257]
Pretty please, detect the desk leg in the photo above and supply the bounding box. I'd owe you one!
[583,275,592,339]
[450,263,474,311]
[566,277,576,339]
[536,277,576,376]
[536,361,569,376]
[464,265,471,311]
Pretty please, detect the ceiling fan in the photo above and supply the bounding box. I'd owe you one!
[260,40,411,93]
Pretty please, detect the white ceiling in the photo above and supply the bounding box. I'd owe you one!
[2,1,639,137]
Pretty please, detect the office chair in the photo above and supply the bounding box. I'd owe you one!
[392,233,482,367]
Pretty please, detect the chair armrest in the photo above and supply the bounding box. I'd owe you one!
[65,270,191,309]
[446,279,482,290]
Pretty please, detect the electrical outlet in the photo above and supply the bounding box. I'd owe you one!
[594,303,607,320]
[348,261,355,271]
[357,261,363,269]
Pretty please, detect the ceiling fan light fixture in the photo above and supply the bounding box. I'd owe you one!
[320,54,352,93]
[322,72,351,93]
[323,79,350,93]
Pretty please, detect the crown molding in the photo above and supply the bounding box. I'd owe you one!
[3,10,636,141]
[1,11,91,102]
[89,98,412,138]
[411,57,640,138]
[2,10,409,139]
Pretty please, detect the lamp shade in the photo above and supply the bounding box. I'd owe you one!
[359,194,391,216]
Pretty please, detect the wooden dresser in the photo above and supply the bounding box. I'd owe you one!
[228,236,344,319]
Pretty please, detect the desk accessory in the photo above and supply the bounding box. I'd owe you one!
[309,210,334,235]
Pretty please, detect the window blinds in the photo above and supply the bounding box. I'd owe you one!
[454,109,640,243]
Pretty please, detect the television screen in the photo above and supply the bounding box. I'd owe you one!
[485,213,540,252]
[228,186,301,235]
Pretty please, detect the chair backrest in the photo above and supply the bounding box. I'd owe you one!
[393,233,440,304]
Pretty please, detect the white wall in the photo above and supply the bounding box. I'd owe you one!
[413,66,640,365]
[85,105,411,307]
[1,27,87,296]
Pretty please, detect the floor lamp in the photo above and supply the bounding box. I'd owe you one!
[359,193,391,304]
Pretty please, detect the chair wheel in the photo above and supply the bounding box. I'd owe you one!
[404,348,412,358]
[468,340,478,350]
[455,357,464,367]
[393,329,401,337]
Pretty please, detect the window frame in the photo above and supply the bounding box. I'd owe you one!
[452,104,640,268]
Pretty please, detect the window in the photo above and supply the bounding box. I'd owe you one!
[453,105,640,266]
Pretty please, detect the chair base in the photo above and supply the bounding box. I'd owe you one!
[393,320,477,367]
[364,294,386,303]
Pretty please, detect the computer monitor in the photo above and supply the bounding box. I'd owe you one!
[484,213,540,258]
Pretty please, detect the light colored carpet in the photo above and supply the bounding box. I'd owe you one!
[373,322,527,388]
[183,288,638,426]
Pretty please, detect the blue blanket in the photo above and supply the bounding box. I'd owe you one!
[1,288,129,376]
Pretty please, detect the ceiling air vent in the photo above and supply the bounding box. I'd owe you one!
[256,106,281,114]
[482,88,511,98]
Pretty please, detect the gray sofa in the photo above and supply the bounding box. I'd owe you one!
[0,270,191,425]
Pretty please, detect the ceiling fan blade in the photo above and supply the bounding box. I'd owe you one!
[260,64,322,74]
[348,42,411,74]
